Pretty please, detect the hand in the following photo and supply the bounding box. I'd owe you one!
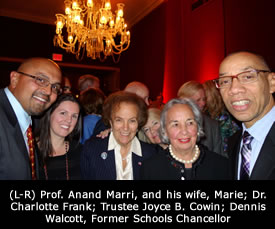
[96,128,111,139]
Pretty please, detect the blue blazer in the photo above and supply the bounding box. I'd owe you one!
[81,135,157,180]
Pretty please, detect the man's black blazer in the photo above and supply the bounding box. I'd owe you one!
[0,89,34,179]
[228,123,275,180]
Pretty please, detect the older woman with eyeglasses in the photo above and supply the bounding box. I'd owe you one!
[141,98,230,180]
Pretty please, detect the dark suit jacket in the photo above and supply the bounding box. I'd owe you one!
[228,123,275,180]
[91,118,108,137]
[0,89,37,180]
[81,135,157,180]
[200,114,224,157]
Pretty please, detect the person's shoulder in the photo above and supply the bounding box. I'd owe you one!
[0,88,5,96]
[82,135,109,153]
[143,148,168,165]
[197,145,231,180]
[0,93,14,126]
[81,136,109,163]
[228,129,242,144]
[140,141,157,150]
[85,134,109,144]
[140,141,160,157]
[84,114,101,122]
[203,114,219,125]
[0,89,9,111]
[71,140,83,151]
[92,119,109,137]
[200,144,228,162]
[68,141,83,159]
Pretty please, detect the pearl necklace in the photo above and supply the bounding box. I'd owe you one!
[169,144,200,164]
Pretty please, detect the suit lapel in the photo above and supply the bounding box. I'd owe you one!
[101,151,142,180]
[102,150,116,180]
[250,122,275,180]
[13,124,30,164]
[228,130,242,179]
[132,153,143,180]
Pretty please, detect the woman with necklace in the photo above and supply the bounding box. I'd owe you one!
[81,91,157,180]
[35,94,82,180]
[141,98,230,180]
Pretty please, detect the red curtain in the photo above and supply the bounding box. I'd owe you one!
[163,0,224,102]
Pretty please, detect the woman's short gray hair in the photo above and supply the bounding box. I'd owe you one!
[159,98,204,144]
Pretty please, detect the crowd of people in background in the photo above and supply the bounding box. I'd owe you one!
[0,51,275,180]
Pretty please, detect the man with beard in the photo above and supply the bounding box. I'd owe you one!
[0,57,62,179]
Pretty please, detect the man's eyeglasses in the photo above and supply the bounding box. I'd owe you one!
[17,71,62,95]
[213,69,270,89]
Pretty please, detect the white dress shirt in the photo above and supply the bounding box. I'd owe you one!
[108,132,142,180]
[237,105,275,179]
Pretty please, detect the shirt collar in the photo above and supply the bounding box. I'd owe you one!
[4,87,32,134]
[108,132,142,157]
[242,105,275,142]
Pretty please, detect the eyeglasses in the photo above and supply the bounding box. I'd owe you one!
[18,71,62,95]
[213,69,270,89]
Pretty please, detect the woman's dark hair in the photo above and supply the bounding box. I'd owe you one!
[35,93,82,164]
[79,88,105,115]
[102,91,148,130]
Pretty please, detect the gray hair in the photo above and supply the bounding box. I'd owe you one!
[159,98,204,144]
[78,74,100,92]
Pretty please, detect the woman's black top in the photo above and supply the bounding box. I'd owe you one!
[38,141,83,180]
[140,144,230,180]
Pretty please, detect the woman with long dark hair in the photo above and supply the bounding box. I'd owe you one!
[35,94,82,180]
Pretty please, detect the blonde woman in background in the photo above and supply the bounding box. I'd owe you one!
[138,108,168,150]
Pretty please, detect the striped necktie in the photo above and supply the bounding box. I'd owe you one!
[240,131,253,180]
